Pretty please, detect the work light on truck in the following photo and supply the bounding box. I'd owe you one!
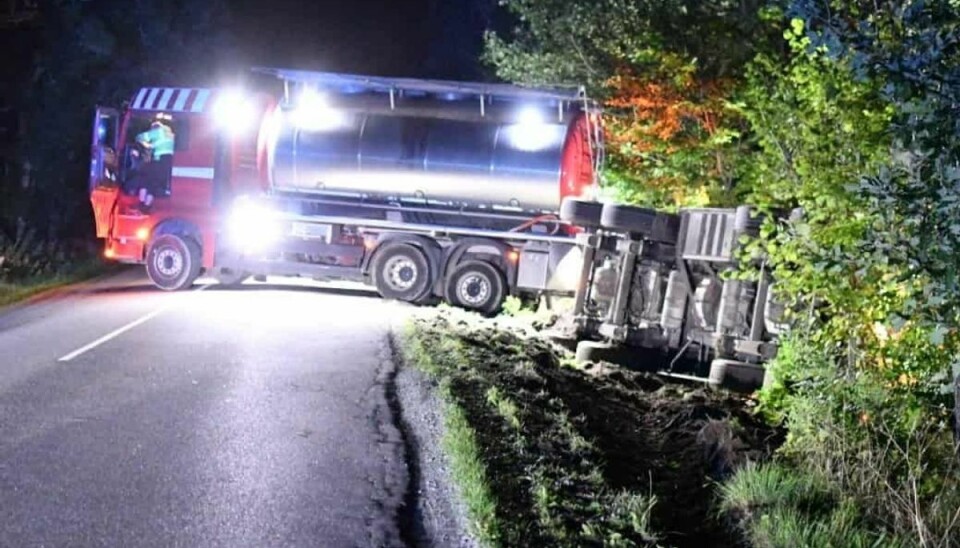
[292,87,348,132]
[212,88,257,136]
[503,106,557,152]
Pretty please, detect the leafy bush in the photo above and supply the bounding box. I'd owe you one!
[0,222,76,282]
[483,0,780,209]
[737,7,960,545]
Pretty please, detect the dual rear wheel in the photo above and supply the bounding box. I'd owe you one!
[371,243,507,315]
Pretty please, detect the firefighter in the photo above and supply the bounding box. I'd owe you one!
[133,118,175,210]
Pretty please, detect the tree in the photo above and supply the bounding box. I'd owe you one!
[484,0,780,208]
[739,4,960,542]
[7,0,233,237]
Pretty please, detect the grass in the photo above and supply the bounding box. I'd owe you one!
[403,328,504,543]
[399,309,781,547]
[486,386,522,431]
[718,462,836,520]
[442,385,504,543]
[719,462,910,548]
[400,315,660,546]
[0,259,108,308]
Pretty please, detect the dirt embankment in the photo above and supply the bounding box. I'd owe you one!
[400,310,782,547]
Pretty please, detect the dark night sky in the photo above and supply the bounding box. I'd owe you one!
[230,0,495,79]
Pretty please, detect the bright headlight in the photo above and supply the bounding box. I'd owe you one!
[213,89,256,136]
[228,198,281,252]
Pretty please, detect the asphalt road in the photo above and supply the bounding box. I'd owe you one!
[0,268,413,547]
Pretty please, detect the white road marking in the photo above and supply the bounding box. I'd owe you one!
[57,284,210,362]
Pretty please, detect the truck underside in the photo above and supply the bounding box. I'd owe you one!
[556,200,783,390]
[208,194,581,315]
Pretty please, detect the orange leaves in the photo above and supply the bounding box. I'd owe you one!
[601,66,736,207]
[606,72,689,143]
[604,69,730,146]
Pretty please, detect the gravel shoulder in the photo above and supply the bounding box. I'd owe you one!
[390,333,479,548]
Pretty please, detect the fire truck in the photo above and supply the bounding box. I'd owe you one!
[88,69,779,386]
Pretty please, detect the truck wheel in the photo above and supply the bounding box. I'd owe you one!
[560,198,603,228]
[444,261,506,316]
[600,203,658,233]
[146,234,201,291]
[601,204,680,243]
[373,244,432,303]
[708,359,766,392]
[214,267,249,287]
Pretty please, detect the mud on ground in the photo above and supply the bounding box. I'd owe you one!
[401,309,783,547]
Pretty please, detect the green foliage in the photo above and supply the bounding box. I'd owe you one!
[499,296,524,317]
[0,221,87,281]
[484,0,775,89]
[721,462,908,548]
[484,0,779,209]
[0,219,106,306]
[737,17,892,322]
[486,0,960,544]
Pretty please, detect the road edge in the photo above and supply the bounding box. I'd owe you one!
[0,263,128,312]
[388,327,479,548]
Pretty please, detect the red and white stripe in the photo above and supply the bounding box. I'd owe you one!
[130,88,214,113]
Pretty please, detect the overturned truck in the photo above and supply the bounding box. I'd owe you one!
[558,199,784,390]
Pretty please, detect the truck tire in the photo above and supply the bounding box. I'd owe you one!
[559,198,603,228]
[444,260,506,316]
[575,340,621,363]
[708,359,766,392]
[214,267,249,287]
[146,234,201,291]
[372,243,432,303]
[600,204,680,243]
[600,203,657,233]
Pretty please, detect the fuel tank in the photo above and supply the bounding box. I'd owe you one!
[261,91,595,213]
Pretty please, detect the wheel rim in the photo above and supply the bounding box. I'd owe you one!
[383,255,418,292]
[457,273,491,307]
[155,246,184,278]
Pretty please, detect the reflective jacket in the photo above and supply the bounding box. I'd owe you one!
[136,124,175,158]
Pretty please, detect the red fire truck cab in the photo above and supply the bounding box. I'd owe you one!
[90,87,268,289]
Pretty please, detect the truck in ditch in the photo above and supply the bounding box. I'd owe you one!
[555,199,783,389]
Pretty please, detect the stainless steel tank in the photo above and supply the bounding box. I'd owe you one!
[263,93,593,213]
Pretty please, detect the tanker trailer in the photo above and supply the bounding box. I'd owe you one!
[217,69,603,313]
[555,201,784,390]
